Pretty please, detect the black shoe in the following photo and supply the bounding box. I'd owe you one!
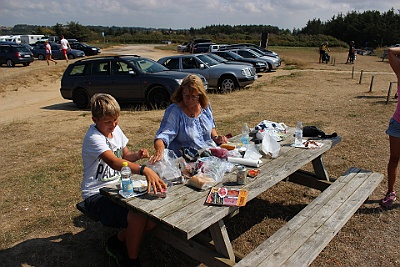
[106,235,128,267]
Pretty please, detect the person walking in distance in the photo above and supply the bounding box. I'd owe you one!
[60,35,71,63]
[381,46,400,208]
[45,41,57,66]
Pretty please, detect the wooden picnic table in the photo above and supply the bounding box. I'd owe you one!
[100,130,342,267]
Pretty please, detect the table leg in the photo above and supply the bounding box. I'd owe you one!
[312,155,329,181]
[209,219,236,262]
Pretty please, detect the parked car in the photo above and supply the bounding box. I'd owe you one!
[60,55,208,109]
[221,43,280,58]
[212,50,269,72]
[0,43,34,67]
[158,54,257,93]
[177,42,190,52]
[191,42,215,53]
[204,52,253,67]
[69,42,101,56]
[208,44,228,52]
[32,43,85,60]
[228,48,280,71]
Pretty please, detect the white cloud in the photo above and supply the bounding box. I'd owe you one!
[0,0,397,30]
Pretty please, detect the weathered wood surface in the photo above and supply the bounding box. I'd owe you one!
[100,133,342,267]
[234,167,384,267]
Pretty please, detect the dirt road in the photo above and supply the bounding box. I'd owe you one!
[0,44,172,123]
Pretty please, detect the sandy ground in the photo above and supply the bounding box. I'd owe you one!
[0,44,171,123]
[1,45,400,267]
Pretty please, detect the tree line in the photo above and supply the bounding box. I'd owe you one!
[2,8,399,48]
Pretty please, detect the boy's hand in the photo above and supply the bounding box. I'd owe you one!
[144,167,167,193]
[138,148,150,159]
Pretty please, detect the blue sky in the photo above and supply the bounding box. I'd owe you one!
[0,0,397,30]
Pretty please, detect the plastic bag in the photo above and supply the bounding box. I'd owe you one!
[209,147,228,159]
[186,173,216,190]
[253,120,287,141]
[261,132,280,158]
[198,156,234,183]
[148,149,182,181]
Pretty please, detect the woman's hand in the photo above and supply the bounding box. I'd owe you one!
[213,135,228,145]
[149,149,163,164]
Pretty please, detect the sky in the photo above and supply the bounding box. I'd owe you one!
[0,0,398,31]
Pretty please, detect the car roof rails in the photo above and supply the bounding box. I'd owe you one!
[74,54,142,63]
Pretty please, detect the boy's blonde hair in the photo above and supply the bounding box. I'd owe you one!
[90,93,120,119]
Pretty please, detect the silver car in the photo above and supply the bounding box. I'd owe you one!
[228,48,280,71]
[157,54,257,93]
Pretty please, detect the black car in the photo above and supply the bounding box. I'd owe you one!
[69,42,101,56]
[212,51,268,72]
[0,43,34,67]
[191,42,215,53]
[32,43,85,60]
[60,55,208,109]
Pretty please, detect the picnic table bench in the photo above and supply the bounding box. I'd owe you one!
[75,129,384,267]
[234,167,384,267]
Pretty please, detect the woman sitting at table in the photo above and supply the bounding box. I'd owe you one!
[149,74,228,163]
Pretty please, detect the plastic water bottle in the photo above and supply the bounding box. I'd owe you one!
[121,162,133,194]
[294,121,303,146]
[241,123,250,145]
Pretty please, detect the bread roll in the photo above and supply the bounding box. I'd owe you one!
[220,144,236,150]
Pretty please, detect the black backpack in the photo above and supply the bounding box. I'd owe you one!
[303,126,337,138]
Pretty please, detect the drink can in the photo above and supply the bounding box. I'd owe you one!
[237,165,247,185]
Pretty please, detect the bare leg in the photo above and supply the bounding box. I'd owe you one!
[387,135,400,193]
[118,210,156,259]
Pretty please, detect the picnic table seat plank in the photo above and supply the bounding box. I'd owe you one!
[234,167,383,267]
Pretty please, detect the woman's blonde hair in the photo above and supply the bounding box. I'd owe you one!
[171,74,209,108]
[90,93,120,119]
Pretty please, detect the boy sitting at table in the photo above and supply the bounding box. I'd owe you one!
[81,93,166,267]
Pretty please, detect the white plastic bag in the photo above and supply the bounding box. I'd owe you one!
[261,132,280,158]
[148,149,182,181]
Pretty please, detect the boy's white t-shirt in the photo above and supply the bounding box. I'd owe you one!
[81,124,128,199]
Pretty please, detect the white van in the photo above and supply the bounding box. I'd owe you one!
[208,44,227,52]
[5,35,21,44]
[21,35,45,45]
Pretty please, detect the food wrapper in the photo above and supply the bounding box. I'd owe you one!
[186,173,216,190]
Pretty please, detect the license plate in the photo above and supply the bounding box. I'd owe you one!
[24,55,31,58]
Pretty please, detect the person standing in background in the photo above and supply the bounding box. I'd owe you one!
[60,35,71,63]
[319,42,330,63]
[346,41,356,64]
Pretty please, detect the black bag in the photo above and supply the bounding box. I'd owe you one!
[179,147,199,162]
[303,126,337,138]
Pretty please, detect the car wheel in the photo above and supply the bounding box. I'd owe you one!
[147,86,170,109]
[73,89,90,109]
[6,59,14,67]
[68,54,75,60]
[37,54,45,60]
[266,63,272,72]
[219,75,237,93]
[23,62,30,66]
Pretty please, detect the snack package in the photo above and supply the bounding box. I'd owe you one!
[186,173,216,190]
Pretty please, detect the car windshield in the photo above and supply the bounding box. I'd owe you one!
[248,50,262,57]
[226,52,242,60]
[196,54,219,66]
[129,58,168,73]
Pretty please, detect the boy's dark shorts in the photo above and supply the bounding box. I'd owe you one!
[84,194,128,228]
